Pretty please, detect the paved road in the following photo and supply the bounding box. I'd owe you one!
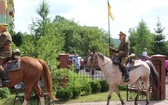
[65,100,168,105]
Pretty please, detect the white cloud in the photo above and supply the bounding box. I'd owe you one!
[13,0,168,40]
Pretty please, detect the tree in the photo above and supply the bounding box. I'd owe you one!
[52,15,110,56]
[151,18,166,55]
[29,0,50,40]
[128,28,137,54]
[36,23,64,69]
[12,32,23,47]
[28,0,51,57]
[128,20,153,56]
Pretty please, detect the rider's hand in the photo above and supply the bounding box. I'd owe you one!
[115,53,119,56]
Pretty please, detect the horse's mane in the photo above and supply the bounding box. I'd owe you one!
[97,52,104,61]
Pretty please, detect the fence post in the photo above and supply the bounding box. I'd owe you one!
[58,53,68,68]
[151,54,166,100]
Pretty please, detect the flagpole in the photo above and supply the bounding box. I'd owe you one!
[107,0,111,46]
[108,11,111,46]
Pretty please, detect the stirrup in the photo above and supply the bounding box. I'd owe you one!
[123,78,130,82]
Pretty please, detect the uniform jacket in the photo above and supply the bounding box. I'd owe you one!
[111,41,129,58]
[0,30,12,57]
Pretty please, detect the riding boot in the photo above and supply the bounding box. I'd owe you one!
[123,67,130,82]
[0,71,10,85]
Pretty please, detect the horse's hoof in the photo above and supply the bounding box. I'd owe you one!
[121,102,126,105]
[146,101,149,105]
[134,102,138,105]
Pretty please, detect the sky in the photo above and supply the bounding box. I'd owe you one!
[14,0,168,39]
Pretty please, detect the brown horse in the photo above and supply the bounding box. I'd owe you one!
[2,56,55,105]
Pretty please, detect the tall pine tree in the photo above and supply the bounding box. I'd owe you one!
[152,18,166,55]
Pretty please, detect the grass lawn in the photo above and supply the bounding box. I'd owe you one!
[55,90,139,104]
[1,90,167,105]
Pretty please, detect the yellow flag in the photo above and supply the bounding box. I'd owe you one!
[107,1,114,20]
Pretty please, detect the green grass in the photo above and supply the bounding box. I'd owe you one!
[0,94,39,105]
[0,91,126,105]
[55,90,134,104]
[0,90,167,105]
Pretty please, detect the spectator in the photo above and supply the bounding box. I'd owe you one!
[141,48,148,61]
[72,53,81,73]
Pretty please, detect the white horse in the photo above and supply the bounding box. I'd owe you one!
[85,52,159,105]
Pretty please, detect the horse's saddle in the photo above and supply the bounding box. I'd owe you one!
[2,49,21,71]
[113,53,141,74]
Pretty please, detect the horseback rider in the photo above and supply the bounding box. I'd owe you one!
[109,31,130,82]
[0,23,12,85]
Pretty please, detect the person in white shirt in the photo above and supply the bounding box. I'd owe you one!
[141,48,148,61]
[142,48,147,56]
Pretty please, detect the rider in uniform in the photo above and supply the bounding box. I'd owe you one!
[109,31,130,82]
[0,23,12,85]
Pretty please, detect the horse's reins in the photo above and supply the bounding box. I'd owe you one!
[99,60,111,67]
[91,53,111,68]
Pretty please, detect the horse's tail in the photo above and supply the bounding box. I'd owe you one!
[38,59,56,100]
[146,60,159,85]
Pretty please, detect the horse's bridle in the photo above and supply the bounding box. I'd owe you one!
[89,53,98,68]
[87,53,111,68]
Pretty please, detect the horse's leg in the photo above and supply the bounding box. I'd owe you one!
[22,100,28,105]
[107,85,115,105]
[141,77,150,105]
[22,83,34,105]
[33,81,45,105]
[134,80,142,105]
[115,86,125,105]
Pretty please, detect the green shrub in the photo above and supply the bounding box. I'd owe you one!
[0,88,10,98]
[68,71,92,88]
[70,87,81,99]
[118,85,127,90]
[80,83,92,96]
[52,68,92,91]
[89,81,101,93]
[52,69,69,89]
[97,79,109,92]
[56,88,72,100]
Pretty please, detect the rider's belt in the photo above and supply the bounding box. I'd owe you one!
[119,51,124,53]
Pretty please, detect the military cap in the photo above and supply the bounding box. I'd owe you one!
[118,31,126,36]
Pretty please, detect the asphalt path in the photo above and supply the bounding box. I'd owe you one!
[64,100,168,105]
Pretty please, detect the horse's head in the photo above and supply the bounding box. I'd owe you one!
[84,51,98,71]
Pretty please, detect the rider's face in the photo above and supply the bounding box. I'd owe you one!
[119,35,125,41]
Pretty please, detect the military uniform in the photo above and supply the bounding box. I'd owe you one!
[0,23,11,85]
[0,31,12,59]
[110,41,129,67]
[109,31,130,82]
